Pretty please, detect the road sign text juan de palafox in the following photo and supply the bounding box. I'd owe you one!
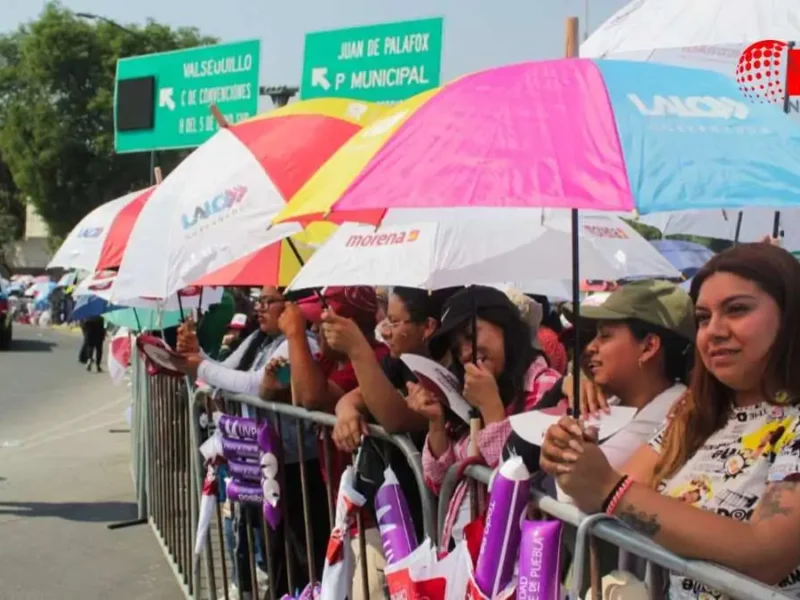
[301,18,443,103]
[114,40,261,153]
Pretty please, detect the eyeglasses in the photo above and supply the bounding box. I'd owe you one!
[255,296,284,308]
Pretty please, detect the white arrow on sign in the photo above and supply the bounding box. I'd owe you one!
[159,87,176,111]
[311,68,331,90]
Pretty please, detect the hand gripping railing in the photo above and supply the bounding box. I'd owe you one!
[438,463,794,600]
[184,388,437,600]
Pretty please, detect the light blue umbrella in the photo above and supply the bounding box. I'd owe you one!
[103,307,183,332]
[650,240,715,279]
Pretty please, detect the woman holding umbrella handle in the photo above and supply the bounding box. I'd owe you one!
[541,243,800,598]
[410,286,560,548]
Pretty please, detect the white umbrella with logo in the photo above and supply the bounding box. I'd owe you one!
[287,208,680,294]
[112,100,383,301]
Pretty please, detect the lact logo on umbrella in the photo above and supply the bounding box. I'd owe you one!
[628,95,750,119]
[181,184,249,233]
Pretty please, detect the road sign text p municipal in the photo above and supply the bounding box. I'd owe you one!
[301,18,443,103]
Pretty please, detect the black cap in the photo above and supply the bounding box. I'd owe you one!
[430,286,519,357]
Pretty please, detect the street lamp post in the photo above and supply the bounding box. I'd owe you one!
[75,12,157,187]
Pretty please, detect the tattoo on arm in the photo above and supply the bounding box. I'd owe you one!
[756,481,799,521]
[616,503,662,538]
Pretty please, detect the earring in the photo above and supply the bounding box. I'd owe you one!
[638,358,644,369]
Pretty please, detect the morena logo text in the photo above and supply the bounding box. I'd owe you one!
[344,229,420,248]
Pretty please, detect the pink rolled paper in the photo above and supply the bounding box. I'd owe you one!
[474,456,531,597]
[257,421,282,529]
[517,520,563,600]
[217,414,259,441]
[227,460,261,482]
[225,479,263,505]
[374,466,418,565]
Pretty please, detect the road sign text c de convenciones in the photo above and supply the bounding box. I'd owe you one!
[115,40,261,153]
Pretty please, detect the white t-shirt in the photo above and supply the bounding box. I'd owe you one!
[557,384,686,503]
[602,384,686,469]
[650,402,800,599]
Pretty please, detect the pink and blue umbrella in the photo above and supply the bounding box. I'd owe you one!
[275,59,800,225]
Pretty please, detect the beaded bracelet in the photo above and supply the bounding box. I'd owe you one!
[601,475,628,513]
[606,477,635,516]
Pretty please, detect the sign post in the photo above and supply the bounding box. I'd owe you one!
[300,18,443,103]
[114,40,261,153]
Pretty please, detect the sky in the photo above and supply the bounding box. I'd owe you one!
[2,0,630,93]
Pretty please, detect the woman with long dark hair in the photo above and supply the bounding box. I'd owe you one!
[541,243,800,598]
[408,286,560,546]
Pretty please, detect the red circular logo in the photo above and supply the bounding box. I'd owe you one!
[736,40,789,104]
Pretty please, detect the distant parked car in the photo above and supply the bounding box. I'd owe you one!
[0,289,11,350]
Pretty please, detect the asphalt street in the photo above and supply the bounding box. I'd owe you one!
[0,325,181,599]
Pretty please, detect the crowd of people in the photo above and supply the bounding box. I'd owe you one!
[162,240,800,600]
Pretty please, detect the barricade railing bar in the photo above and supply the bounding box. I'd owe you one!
[443,463,794,600]
[182,386,438,600]
[132,360,793,600]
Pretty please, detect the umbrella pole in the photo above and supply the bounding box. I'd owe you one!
[133,307,142,332]
[733,212,743,246]
[565,16,582,419]
[469,288,483,518]
[286,237,330,310]
[772,42,795,242]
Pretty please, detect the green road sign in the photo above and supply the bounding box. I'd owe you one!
[114,40,260,153]
[300,18,443,103]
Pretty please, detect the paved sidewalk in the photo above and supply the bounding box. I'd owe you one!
[0,326,181,599]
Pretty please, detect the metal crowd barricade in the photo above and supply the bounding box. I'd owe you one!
[132,357,437,600]
[438,463,794,600]
[190,389,437,600]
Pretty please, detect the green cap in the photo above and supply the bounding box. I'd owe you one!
[562,280,696,342]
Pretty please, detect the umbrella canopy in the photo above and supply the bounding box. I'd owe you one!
[113,98,385,301]
[288,208,680,293]
[191,222,335,288]
[650,239,715,278]
[580,0,800,59]
[74,270,223,313]
[104,307,183,332]
[70,295,119,321]
[274,60,800,227]
[639,208,800,251]
[48,187,155,271]
[24,281,56,299]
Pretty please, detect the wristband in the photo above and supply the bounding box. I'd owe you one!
[606,477,635,516]
[601,475,628,513]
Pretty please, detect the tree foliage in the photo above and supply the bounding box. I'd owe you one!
[0,2,217,239]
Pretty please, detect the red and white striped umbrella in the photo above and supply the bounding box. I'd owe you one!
[48,187,155,272]
[113,98,384,300]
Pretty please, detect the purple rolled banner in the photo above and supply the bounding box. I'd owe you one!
[517,520,563,600]
[226,479,263,505]
[258,421,282,529]
[217,414,259,441]
[374,466,418,565]
[227,459,261,483]
[221,436,260,462]
[474,456,531,597]
[298,581,321,600]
